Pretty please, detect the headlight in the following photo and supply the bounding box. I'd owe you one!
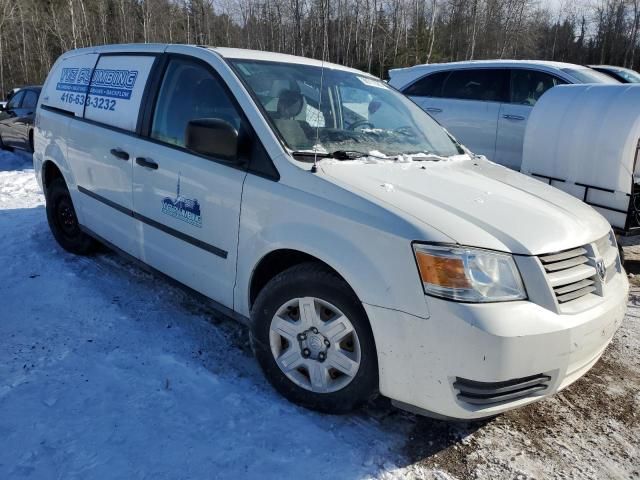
[412,244,527,302]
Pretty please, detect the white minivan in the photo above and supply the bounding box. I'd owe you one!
[388,60,618,170]
[34,44,628,420]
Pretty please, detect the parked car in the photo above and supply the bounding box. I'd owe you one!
[6,87,21,101]
[34,44,627,420]
[0,86,41,152]
[589,64,640,83]
[388,60,618,170]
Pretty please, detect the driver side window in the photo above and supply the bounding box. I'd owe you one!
[151,58,242,150]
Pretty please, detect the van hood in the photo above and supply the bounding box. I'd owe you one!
[319,157,611,255]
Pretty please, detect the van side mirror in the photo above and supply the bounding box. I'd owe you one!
[185,118,239,162]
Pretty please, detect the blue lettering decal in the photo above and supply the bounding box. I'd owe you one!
[161,174,202,228]
[55,67,140,102]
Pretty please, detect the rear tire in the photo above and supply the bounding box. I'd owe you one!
[46,177,96,255]
[251,262,378,414]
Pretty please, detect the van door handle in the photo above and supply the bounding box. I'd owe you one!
[426,107,443,113]
[110,148,130,161]
[502,114,525,121]
[136,157,158,170]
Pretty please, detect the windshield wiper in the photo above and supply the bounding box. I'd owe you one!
[290,150,380,161]
[292,149,449,163]
[401,151,447,161]
[330,150,377,160]
[290,150,332,158]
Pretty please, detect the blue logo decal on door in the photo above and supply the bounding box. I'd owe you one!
[161,174,202,228]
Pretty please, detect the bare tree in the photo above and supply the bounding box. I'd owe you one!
[0,0,640,95]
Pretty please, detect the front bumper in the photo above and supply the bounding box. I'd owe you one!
[365,272,628,420]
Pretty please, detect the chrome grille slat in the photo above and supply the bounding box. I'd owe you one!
[542,255,589,272]
[554,278,595,295]
[539,247,587,264]
[546,264,596,287]
[556,286,597,303]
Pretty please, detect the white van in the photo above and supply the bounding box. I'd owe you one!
[33,44,628,420]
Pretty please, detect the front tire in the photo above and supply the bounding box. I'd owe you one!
[46,178,96,255]
[251,262,378,414]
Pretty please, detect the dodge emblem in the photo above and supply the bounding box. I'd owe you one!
[596,259,607,282]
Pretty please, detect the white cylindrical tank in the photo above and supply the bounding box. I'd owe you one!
[521,84,640,232]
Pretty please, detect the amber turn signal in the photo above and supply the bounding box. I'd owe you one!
[415,249,471,289]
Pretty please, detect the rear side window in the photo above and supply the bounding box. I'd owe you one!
[22,90,38,110]
[84,55,156,131]
[442,69,509,102]
[510,70,565,106]
[46,53,99,116]
[403,71,449,97]
[6,90,24,110]
[151,58,242,152]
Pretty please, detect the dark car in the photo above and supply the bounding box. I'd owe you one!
[0,86,41,152]
[589,65,640,83]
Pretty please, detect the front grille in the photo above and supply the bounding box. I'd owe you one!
[537,231,620,306]
[454,374,551,405]
[539,247,597,304]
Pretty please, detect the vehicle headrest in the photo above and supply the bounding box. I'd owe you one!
[277,90,304,119]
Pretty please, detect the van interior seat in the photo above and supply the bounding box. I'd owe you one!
[274,89,310,149]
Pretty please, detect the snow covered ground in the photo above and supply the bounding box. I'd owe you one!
[0,150,638,479]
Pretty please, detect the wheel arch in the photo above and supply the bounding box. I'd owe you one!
[41,159,65,197]
[248,249,357,311]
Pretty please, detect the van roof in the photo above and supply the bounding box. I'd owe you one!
[60,44,375,78]
[210,47,373,76]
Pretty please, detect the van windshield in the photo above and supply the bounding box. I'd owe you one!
[230,60,463,159]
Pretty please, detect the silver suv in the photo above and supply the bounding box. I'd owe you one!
[389,60,617,169]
